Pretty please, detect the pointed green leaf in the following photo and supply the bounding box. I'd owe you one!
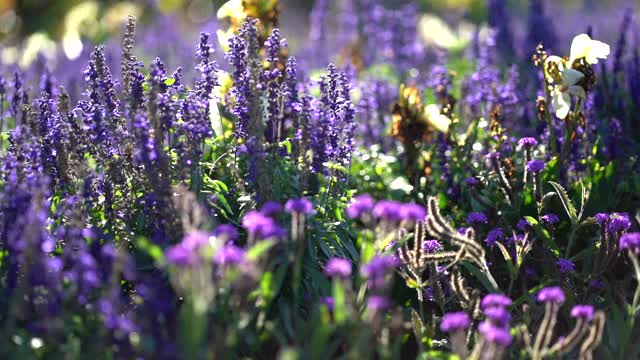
[548,181,578,224]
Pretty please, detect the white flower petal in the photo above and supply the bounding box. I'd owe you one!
[552,87,571,119]
[567,85,585,98]
[569,33,610,64]
[424,104,451,133]
[585,40,610,64]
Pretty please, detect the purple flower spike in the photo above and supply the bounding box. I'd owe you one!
[620,233,640,254]
[285,197,313,214]
[526,159,546,172]
[372,200,403,221]
[440,312,471,332]
[485,228,504,247]
[570,305,595,321]
[479,321,513,346]
[467,212,488,225]
[481,294,513,309]
[594,213,610,225]
[214,244,246,266]
[346,194,375,219]
[399,203,427,221]
[423,239,443,254]
[541,213,560,225]
[325,257,352,278]
[537,286,565,304]
[608,213,631,233]
[556,258,575,273]
[518,137,538,147]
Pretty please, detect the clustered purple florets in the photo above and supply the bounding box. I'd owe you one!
[325,257,352,278]
[620,233,640,254]
[526,159,546,173]
[537,286,565,304]
[468,212,488,225]
[440,312,471,332]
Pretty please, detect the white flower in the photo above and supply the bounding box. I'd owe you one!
[551,68,585,119]
[424,104,451,133]
[569,34,610,65]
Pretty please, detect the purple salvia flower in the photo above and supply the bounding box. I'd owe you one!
[242,211,283,239]
[260,201,282,217]
[372,200,403,221]
[608,213,631,234]
[517,218,533,232]
[478,321,513,346]
[423,240,443,254]
[485,228,504,247]
[399,203,427,222]
[570,305,595,321]
[347,194,375,219]
[214,244,246,266]
[518,137,538,147]
[285,198,313,214]
[620,233,640,254]
[556,258,575,273]
[594,213,609,225]
[481,294,513,309]
[484,306,511,327]
[526,159,546,172]
[214,224,239,243]
[468,212,488,225]
[541,213,560,225]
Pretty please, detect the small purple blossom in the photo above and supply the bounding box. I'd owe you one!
[481,294,513,309]
[485,228,504,247]
[484,306,511,326]
[526,159,546,172]
[215,224,239,242]
[440,312,471,332]
[517,218,533,232]
[570,305,595,321]
[260,201,282,217]
[620,233,640,254]
[242,211,283,239]
[556,258,575,273]
[608,213,631,233]
[346,194,375,219]
[325,257,352,278]
[399,203,427,221]
[467,212,488,225]
[518,137,538,147]
[321,297,335,310]
[594,213,610,225]
[367,295,391,311]
[372,200,403,221]
[465,177,479,186]
[214,244,246,266]
[541,213,560,225]
[478,321,513,346]
[486,151,500,161]
[537,286,565,304]
[285,198,313,214]
[423,239,443,254]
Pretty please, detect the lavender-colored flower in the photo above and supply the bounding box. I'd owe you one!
[620,233,640,254]
[570,305,595,321]
[467,212,488,225]
[322,296,335,310]
[486,151,501,161]
[518,137,538,147]
[181,231,212,250]
[588,278,605,290]
[165,245,197,266]
[465,177,479,186]
[347,194,375,219]
[325,257,352,278]
[484,306,511,326]
[215,224,239,243]
[478,321,513,346]
[367,295,391,312]
[556,258,576,273]
[594,213,610,225]
[260,201,282,217]
[481,294,513,309]
[423,240,443,254]
[214,244,246,266]
[399,203,427,221]
[285,198,313,214]
[537,286,565,304]
[362,255,398,289]
[485,228,504,247]
[526,159,546,173]
[440,312,471,332]
[608,213,631,233]
[541,213,560,225]
[242,211,282,239]
[517,218,533,232]
[372,200,403,221]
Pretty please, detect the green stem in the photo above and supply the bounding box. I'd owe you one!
[544,82,558,156]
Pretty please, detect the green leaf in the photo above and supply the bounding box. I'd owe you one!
[411,309,424,341]
[548,181,578,224]
[164,77,176,86]
[137,236,165,263]
[461,262,498,292]
[525,216,560,256]
[332,280,346,323]
[247,240,275,260]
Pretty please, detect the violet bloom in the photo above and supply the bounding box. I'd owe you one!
[484,306,511,326]
[181,231,212,250]
[478,321,513,346]
[556,258,575,273]
[260,201,282,217]
[372,200,403,221]
[399,203,427,222]
[321,297,335,310]
[541,213,560,225]
[518,137,538,147]
[526,159,546,172]
[367,295,391,312]
[325,257,352,278]
[423,239,443,254]
[214,244,246,266]
[242,211,283,239]
[608,213,631,233]
[467,212,488,225]
[465,177,479,186]
[517,218,533,232]
[570,305,595,321]
[362,255,398,289]
[594,213,609,225]
[285,198,313,214]
[481,294,513,309]
[440,312,471,332]
[620,233,640,254]
[346,194,375,219]
[537,286,565,304]
[215,224,239,243]
[165,245,197,266]
[485,228,504,247]
[486,151,500,161]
